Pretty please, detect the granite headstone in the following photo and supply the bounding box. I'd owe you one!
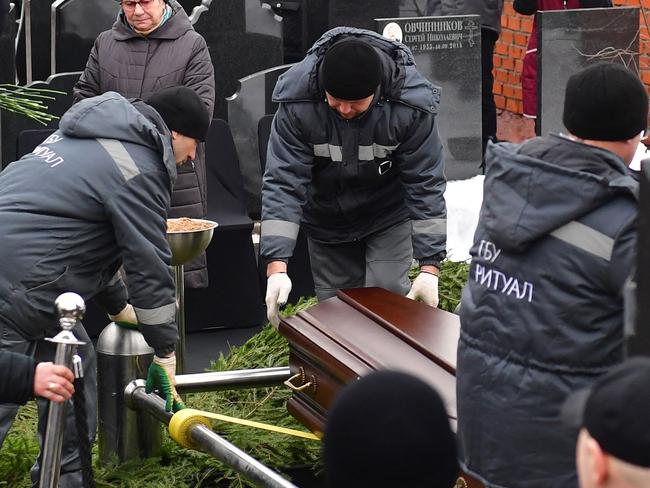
[0,3,16,84]
[632,160,650,356]
[51,0,119,74]
[376,15,482,180]
[191,0,284,120]
[537,7,639,136]
[16,0,56,83]
[227,64,293,218]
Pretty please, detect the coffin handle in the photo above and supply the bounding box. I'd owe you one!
[284,367,316,393]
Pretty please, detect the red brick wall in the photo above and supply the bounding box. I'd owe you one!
[495,0,650,114]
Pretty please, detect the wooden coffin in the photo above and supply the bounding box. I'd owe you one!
[279,287,459,434]
[279,287,483,487]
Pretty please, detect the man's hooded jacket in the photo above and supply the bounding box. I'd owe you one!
[261,27,447,265]
[0,92,178,354]
[457,135,637,488]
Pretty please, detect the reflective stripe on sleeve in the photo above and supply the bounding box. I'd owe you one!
[412,218,447,235]
[261,219,300,240]
[134,302,176,326]
[550,221,614,261]
[97,138,140,181]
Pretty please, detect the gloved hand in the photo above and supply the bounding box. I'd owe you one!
[265,272,292,329]
[145,355,185,412]
[109,303,138,329]
[406,271,439,308]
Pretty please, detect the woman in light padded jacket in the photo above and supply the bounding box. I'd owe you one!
[514,0,612,120]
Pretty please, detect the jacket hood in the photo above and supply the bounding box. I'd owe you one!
[482,135,637,253]
[272,27,440,115]
[113,0,192,41]
[59,91,177,187]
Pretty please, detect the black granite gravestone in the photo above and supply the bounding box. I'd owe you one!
[191,0,284,120]
[0,71,80,168]
[15,0,57,84]
[227,64,292,218]
[0,3,16,84]
[52,0,119,74]
[630,160,650,357]
[376,15,482,180]
[537,7,639,137]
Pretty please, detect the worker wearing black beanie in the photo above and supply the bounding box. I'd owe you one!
[563,62,648,142]
[323,370,458,488]
[146,86,210,142]
[321,38,383,101]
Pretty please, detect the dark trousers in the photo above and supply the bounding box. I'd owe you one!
[481,28,499,156]
[306,221,413,301]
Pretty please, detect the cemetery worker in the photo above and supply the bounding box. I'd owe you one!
[513,0,613,123]
[323,370,458,488]
[0,86,210,486]
[562,357,650,488]
[456,62,647,488]
[0,352,75,405]
[261,27,447,326]
[73,0,215,288]
[426,0,505,157]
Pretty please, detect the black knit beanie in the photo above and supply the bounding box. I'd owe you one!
[323,370,458,488]
[563,62,648,141]
[321,37,382,101]
[146,86,210,141]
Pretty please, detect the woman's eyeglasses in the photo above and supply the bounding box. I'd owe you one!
[121,0,156,10]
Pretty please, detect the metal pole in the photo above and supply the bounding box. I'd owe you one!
[24,0,31,83]
[174,264,186,373]
[39,293,86,488]
[175,367,291,394]
[126,381,299,488]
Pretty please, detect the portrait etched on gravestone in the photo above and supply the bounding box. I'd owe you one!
[377,15,482,180]
[537,7,639,136]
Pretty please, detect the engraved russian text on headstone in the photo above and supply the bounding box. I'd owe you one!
[538,7,639,136]
[376,15,482,180]
[227,64,293,218]
[191,0,284,120]
[52,0,120,74]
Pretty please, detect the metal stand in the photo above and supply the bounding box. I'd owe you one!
[174,264,186,373]
[39,293,86,488]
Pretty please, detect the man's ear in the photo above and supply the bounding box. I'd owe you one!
[586,436,610,485]
[170,130,178,140]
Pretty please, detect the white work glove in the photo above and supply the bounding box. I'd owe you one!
[108,303,138,328]
[406,272,439,308]
[146,354,185,412]
[265,272,292,328]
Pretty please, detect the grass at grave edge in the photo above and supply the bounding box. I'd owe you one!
[0,261,469,487]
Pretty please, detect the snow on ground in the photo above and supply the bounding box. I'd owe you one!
[444,175,484,262]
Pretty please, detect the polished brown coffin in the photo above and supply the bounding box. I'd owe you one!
[279,287,484,488]
[279,287,459,434]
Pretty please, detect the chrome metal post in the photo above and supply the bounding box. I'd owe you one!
[126,381,299,488]
[175,367,291,394]
[174,264,186,373]
[23,0,31,83]
[39,293,86,488]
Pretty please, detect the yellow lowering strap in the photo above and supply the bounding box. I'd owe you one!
[169,408,321,449]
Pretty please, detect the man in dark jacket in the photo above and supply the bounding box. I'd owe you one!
[456,63,648,488]
[0,352,74,405]
[0,86,210,486]
[73,0,215,288]
[261,27,447,326]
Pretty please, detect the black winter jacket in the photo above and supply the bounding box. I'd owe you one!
[0,352,35,405]
[261,27,447,265]
[457,135,637,488]
[73,0,215,287]
[0,92,179,354]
